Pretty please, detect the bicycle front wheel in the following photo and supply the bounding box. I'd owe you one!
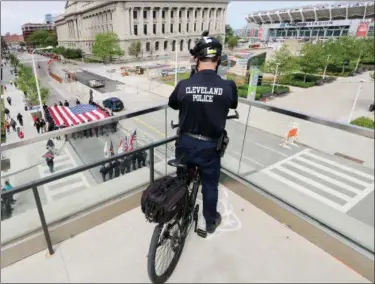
[147,220,185,284]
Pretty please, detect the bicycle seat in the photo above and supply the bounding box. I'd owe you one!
[168,156,187,169]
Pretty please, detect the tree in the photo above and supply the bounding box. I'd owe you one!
[25,87,49,105]
[19,42,26,47]
[92,32,124,62]
[298,42,325,81]
[227,36,238,50]
[265,45,298,77]
[225,25,234,43]
[216,35,223,44]
[128,41,142,59]
[27,30,57,47]
[9,54,19,67]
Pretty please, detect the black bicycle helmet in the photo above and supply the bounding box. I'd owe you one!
[190,32,223,59]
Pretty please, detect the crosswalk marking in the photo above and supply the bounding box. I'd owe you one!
[262,149,374,212]
[303,151,374,181]
[268,166,351,202]
[37,147,90,203]
[287,160,361,195]
[295,156,371,188]
[265,170,346,212]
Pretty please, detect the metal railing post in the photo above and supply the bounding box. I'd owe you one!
[32,186,54,255]
[150,148,155,183]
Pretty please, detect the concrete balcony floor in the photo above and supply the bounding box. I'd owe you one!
[1,185,369,283]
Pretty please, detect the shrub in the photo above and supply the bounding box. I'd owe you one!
[350,117,375,129]
[237,84,290,99]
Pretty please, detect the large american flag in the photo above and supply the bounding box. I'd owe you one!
[48,104,109,127]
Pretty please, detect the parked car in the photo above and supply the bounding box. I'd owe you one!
[103,97,124,112]
[88,79,105,88]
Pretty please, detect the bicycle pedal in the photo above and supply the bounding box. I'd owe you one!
[196,228,207,238]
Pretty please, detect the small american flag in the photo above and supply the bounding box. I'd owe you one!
[118,139,124,154]
[109,140,114,156]
[124,136,129,152]
[129,129,137,151]
[48,104,109,127]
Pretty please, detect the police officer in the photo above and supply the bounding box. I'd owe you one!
[168,33,238,234]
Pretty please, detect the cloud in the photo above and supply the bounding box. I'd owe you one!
[1,1,65,35]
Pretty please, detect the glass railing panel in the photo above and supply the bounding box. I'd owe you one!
[1,107,171,244]
[234,103,374,252]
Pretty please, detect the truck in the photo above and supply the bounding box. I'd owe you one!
[88,79,105,88]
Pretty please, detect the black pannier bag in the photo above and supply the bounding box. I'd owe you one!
[141,176,187,224]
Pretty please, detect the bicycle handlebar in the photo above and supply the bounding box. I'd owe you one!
[170,110,239,130]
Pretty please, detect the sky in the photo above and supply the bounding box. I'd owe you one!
[1,0,329,35]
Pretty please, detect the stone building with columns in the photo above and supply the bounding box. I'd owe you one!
[55,0,229,59]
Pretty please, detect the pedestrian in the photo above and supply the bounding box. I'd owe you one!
[23,91,27,96]
[64,100,69,107]
[6,96,11,106]
[131,154,137,171]
[76,98,81,105]
[46,138,55,153]
[3,120,10,133]
[2,181,16,203]
[16,113,23,126]
[40,118,47,133]
[4,85,7,92]
[119,158,126,175]
[14,82,17,88]
[89,89,93,103]
[58,101,63,106]
[45,150,54,173]
[107,163,114,179]
[17,127,24,139]
[99,164,108,182]
[4,108,10,120]
[10,118,17,132]
[113,160,121,178]
[34,118,41,133]
[10,80,13,86]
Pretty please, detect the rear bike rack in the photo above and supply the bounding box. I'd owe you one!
[193,204,207,238]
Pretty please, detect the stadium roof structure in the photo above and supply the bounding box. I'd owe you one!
[246,1,374,25]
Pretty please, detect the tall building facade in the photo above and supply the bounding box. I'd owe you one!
[45,14,53,24]
[54,0,228,59]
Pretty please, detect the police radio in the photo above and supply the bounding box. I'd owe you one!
[189,30,210,78]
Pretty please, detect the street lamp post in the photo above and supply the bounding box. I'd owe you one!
[323,54,331,79]
[348,79,365,124]
[271,63,280,94]
[32,46,53,120]
[354,50,363,73]
[164,36,179,86]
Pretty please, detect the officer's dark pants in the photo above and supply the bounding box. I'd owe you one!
[175,135,220,226]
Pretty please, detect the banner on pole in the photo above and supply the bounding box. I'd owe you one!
[247,67,260,101]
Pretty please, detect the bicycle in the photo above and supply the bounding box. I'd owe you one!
[147,111,239,284]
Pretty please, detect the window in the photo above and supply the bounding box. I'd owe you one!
[164,41,168,50]
[162,24,165,34]
[179,23,181,32]
[155,41,159,51]
[133,10,137,19]
[188,39,192,49]
[180,40,183,51]
[110,12,112,20]
[162,11,165,19]
[153,10,156,19]
[171,24,173,33]
[144,24,147,35]
[195,10,198,18]
[194,23,196,32]
[146,42,150,51]
[153,24,156,34]
[179,10,182,18]
[134,25,138,35]
[187,23,189,32]
[171,10,174,18]
[201,23,203,31]
[144,10,147,19]
[172,40,176,51]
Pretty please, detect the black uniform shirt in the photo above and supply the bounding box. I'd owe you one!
[168,69,238,139]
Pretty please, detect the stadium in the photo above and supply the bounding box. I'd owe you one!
[245,1,374,41]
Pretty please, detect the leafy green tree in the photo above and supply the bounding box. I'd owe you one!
[128,41,142,59]
[265,45,298,77]
[225,25,234,43]
[92,32,124,62]
[298,42,325,81]
[27,30,57,47]
[227,36,238,50]
[9,54,19,67]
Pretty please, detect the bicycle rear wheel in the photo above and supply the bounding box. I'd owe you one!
[147,220,186,284]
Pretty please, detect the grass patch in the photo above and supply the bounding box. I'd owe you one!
[161,72,190,86]
[350,117,375,129]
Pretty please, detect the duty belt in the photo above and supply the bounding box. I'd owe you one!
[183,132,217,142]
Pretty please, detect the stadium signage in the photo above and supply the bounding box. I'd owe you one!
[280,21,338,28]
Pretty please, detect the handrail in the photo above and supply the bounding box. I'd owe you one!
[0,104,168,152]
[1,136,177,197]
[240,98,375,139]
